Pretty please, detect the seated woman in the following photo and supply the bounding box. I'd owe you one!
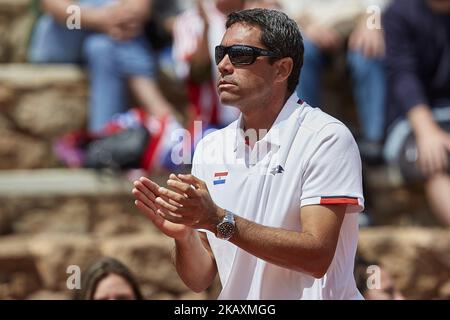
[75,256,144,300]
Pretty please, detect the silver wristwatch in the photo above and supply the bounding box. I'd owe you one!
[216,210,235,240]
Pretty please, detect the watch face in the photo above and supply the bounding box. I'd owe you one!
[217,221,235,239]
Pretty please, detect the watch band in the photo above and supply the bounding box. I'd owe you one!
[216,209,236,240]
[223,209,235,224]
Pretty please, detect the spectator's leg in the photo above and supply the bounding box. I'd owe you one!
[82,34,127,132]
[425,174,450,226]
[114,36,175,117]
[27,0,114,63]
[296,38,326,107]
[347,51,386,143]
[28,15,87,63]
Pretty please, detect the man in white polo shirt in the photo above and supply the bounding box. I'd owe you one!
[132,8,364,300]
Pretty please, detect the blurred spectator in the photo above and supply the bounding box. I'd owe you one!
[53,107,185,172]
[383,0,450,226]
[281,0,390,162]
[75,257,144,300]
[354,255,405,300]
[141,0,188,107]
[172,0,245,145]
[28,0,176,133]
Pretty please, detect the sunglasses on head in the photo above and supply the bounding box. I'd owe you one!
[215,44,280,66]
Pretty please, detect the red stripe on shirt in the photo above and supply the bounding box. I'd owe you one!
[214,172,228,177]
[320,197,359,206]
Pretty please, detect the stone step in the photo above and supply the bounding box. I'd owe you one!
[0,0,35,62]
[0,158,438,234]
[0,232,216,300]
[358,227,450,300]
[0,64,88,169]
[0,169,133,197]
[0,169,170,236]
[0,227,448,299]
[0,63,87,89]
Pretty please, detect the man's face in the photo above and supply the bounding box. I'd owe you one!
[217,23,279,112]
[427,0,450,13]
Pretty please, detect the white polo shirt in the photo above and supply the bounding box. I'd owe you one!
[191,94,364,300]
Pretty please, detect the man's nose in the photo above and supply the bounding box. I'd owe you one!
[217,54,234,76]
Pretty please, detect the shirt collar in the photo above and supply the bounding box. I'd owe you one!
[233,93,303,153]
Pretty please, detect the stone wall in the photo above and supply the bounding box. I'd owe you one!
[1,190,449,300]
[0,64,88,169]
[0,0,35,63]
[0,169,448,300]
[358,227,450,300]
[0,191,221,300]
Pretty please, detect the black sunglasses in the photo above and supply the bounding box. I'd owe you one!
[215,44,280,66]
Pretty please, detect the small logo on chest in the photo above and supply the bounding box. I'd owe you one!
[270,165,285,176]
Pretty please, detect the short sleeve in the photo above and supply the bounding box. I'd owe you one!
[300,123,365,214]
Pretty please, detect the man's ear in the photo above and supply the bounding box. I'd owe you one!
[274,57,294,84]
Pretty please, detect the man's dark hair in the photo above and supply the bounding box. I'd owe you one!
[226,8,304,95]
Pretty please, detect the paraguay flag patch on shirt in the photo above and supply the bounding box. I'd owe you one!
[213,172,228,185]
